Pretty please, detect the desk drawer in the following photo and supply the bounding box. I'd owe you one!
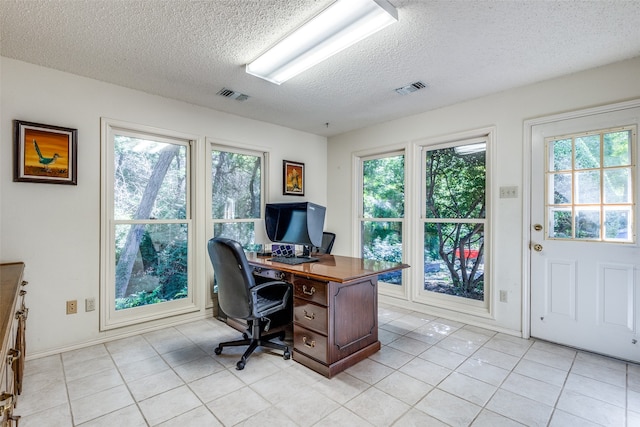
[252,267,288,282]
[294,301,328,334]
[293,278,328,305]
[294,327,328,363]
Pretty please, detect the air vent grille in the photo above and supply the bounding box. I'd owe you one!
[217,88,250,102]
[395,81,428,95]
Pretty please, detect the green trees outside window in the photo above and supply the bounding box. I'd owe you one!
[113,136,189,310]
[361,153,404,285]
[424,142,486,300]
[211,148,263,250]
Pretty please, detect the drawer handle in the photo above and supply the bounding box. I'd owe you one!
[303,310,315,320]
[302,285,316,296]
[302,336,316,348]
[6,349,20,365]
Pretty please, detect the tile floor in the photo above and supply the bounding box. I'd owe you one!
[14,304,640,426]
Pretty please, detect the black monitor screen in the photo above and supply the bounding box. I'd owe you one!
[265,202,326,248]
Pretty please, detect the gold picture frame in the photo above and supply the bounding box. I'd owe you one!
[14,120,77,185]
[283,160,304,196]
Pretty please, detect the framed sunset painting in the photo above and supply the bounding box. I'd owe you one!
[14,120,77,185]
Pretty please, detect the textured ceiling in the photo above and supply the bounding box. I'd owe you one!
[2,0,640,137]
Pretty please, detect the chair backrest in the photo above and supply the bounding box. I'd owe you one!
[207,237,255,319]
[315,232,336,254]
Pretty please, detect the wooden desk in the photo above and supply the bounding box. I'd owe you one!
[246,253,408,378]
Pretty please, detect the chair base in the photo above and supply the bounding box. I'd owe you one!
[214,329,291,370]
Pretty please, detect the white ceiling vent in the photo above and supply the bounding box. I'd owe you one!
[394,81,427,95]
[217,88,250,101]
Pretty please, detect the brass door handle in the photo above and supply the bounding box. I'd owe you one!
[533,244,543,252]
[534,224,543,231]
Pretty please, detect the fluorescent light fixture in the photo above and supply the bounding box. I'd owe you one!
[246,0,398,85]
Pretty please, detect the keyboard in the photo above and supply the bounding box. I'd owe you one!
[268,256,319,265]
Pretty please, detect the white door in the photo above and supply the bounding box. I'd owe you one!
[530,104,640,362]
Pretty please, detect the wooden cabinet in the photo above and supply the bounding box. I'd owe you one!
[0,263,28,427]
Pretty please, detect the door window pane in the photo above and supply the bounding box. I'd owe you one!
[604,208,631,240]
[550,208,572,238]
[545,126,636,243]
[603,168,631,203]
[574,135,600,169]
[550,173,572,204]
[575,170,600,204]
[575,208,600,239]
[551,138,572,171]
[603,130,631,167]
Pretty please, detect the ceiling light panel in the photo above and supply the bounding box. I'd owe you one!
[246,0,398,85]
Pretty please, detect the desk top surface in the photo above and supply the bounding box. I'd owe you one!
[246,253,408,283]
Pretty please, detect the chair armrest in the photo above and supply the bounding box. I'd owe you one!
[250,281,292,318]
[251,280,290,293]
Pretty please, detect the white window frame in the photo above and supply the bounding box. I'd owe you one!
[353,146,408,299]
[205,140,269,307]
[100,118,201,330]
[414,128,495,318]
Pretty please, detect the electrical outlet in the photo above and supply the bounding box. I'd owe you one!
[85,297,96,312]
[66,300,78,314]
[499,290,508,303]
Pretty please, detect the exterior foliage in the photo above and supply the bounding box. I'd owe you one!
[424,144,486,300]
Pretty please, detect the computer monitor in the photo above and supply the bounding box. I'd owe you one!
[265,202,326,249]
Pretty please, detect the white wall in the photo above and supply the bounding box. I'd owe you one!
[326,57,640,335]
[0,58,327,356]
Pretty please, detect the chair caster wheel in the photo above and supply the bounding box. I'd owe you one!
[283,350,291,360]
[242,332,249,340]
[214,347,222,355]
[236,360,245,370]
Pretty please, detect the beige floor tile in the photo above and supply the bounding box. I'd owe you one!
[16,306,640,427]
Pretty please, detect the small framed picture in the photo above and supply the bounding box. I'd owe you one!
[14,120,77,185]
[283,160,304,196]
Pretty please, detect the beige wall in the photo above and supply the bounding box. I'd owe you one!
[0,58,327,357]
[326,57,640,335]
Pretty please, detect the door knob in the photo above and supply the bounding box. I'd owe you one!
[533,244,543,252]
[534,224,543,231]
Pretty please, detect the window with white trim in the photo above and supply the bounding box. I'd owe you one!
[210,145,267,249]
[420,137,488,305]
[357,150,406,293]
[101,120,195,330]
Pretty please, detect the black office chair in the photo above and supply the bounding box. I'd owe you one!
[207,237,292,370]
[313,232,336,254]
